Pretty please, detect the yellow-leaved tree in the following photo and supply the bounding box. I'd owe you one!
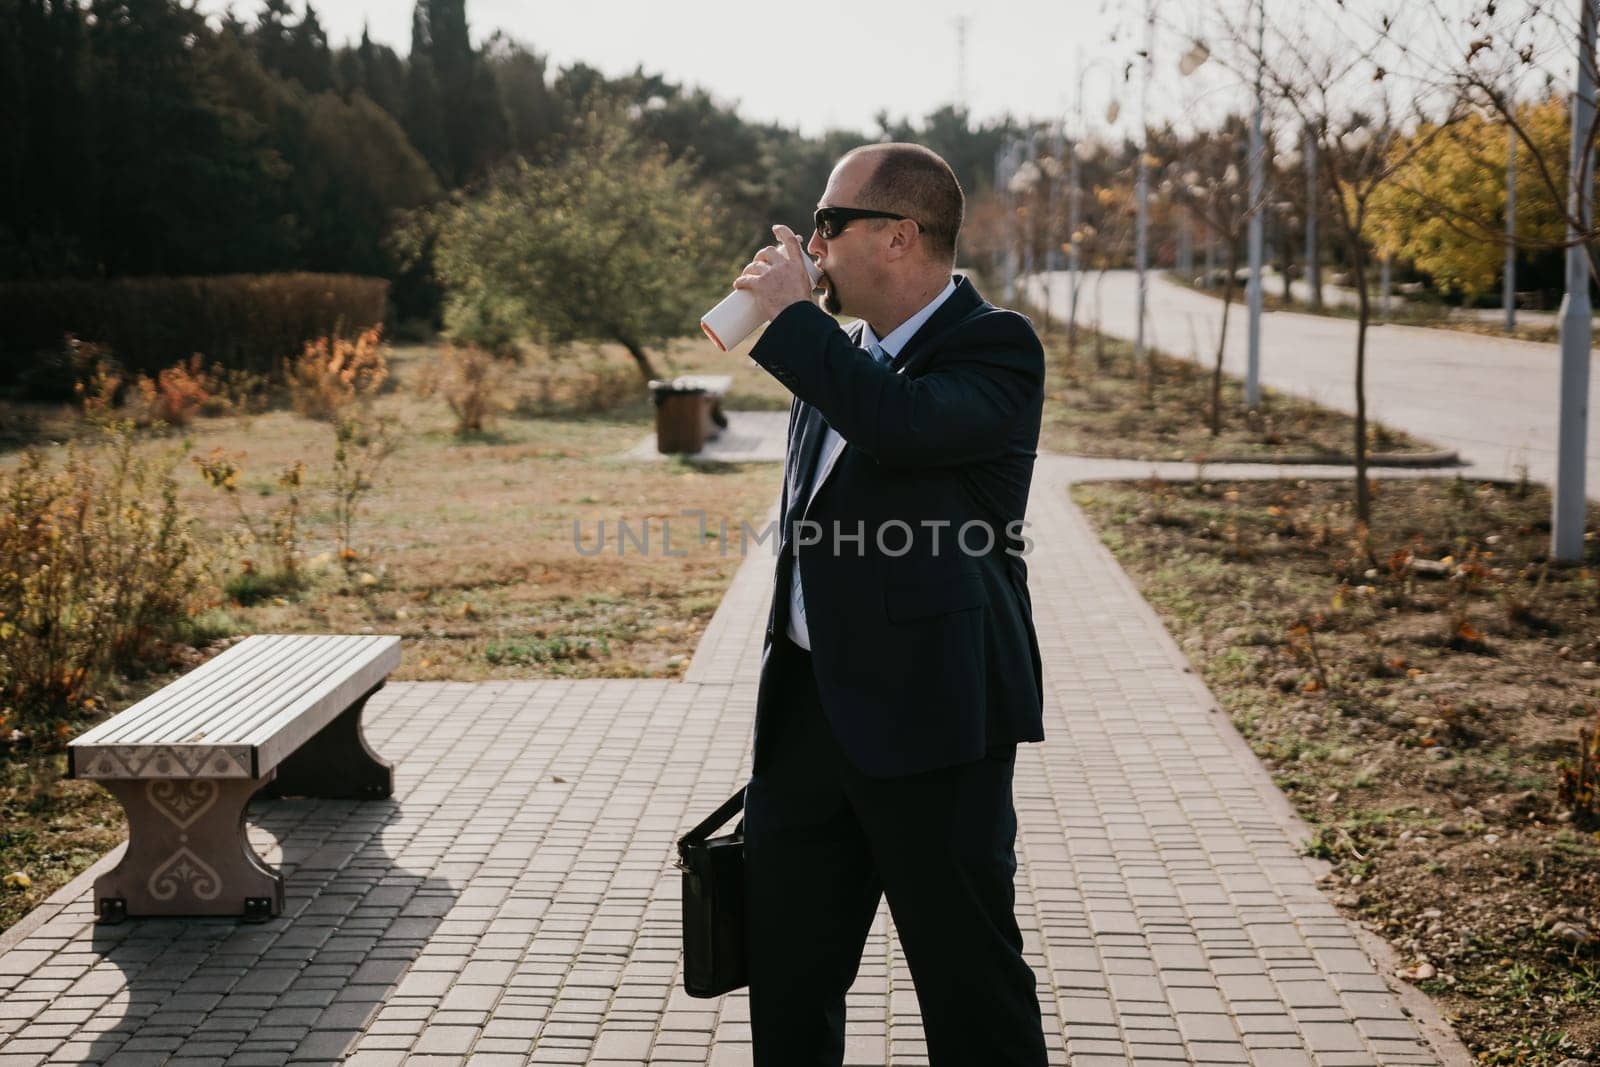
[1368,97,1567,300]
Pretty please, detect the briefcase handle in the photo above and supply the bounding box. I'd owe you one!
[676,788,745,853]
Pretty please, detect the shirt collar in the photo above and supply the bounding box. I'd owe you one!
[859,278,958,357]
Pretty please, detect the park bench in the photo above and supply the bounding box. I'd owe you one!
[68,633,401,923]
[649,374,732,454]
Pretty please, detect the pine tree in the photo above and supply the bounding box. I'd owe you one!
[403,4,448,181]
[283,1,332,93]
[0,0,95,277]
[356,25,406,118]
[334,39,363,98]
[486,36,561,162]
[405,0,505,185]
[251,0,295,79]
[0,0,27,273]
[88,0,272,274]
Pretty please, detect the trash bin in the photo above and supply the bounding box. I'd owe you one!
[650,380,711,454]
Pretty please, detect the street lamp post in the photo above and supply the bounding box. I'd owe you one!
[1504,115,1517,333]
[1068,53,1118,354]
[1245,0,1265,409]
[1049,119,1065,326]
[994,143,1005,301]
[996,140,1016,303]
[1024,132,1038,292]
[1178,205,1193,277]
[1068,132,1083,351]
[1554,0,1596,562]
[1305,127,1322,311]
[1068,133,1081,350]
[1128,7,1216,364]
[1276,200,1298,302]
[1135,0,1154,368]
[1006,141,1048,310]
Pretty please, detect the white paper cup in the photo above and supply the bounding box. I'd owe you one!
[701,251,823,351]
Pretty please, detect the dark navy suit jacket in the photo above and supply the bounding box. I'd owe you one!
[747,275,1046,779]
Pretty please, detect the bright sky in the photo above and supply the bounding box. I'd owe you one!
[200,0,1257,138]
[203,0,1560,144]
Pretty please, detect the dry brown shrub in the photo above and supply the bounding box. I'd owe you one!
[201,364,270,417]
[331,414,400,569]
[1558,713,1600,828]
[133,355,212,427]
[73,348,264,429]
[193,449,307,591]
[0,426,209,729]
[515,348,639,416]
[73,352,124,427]
[2,273,388,389]
[415,345,513,436]
[287,328,388,420]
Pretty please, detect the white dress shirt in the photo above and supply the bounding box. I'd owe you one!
[786,279,958,650]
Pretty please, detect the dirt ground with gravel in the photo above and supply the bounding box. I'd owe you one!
[1035,325,1437,463]
[1076,475,1600,1065]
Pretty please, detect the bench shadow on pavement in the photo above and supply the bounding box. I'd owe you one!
[77,794,457,1064]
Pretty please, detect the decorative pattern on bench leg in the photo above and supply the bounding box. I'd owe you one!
[95,774,284,922]
[263,682,394,800]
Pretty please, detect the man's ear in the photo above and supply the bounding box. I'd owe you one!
[885,219,919,262]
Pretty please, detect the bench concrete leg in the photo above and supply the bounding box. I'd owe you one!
[94,774,283,923]
[263,682,393,800]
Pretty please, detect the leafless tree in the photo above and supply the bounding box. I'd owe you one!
[1200,0,1463,522]
[1171,118,1254,435]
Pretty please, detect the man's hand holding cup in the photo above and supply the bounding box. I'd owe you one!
[732,224,817,324]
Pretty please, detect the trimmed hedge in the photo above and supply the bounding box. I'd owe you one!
[0,273,389,399]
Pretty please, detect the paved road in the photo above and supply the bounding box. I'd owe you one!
[1250,271,1409,314]
[0,456,1462,1066]
[1025,270,1600,492]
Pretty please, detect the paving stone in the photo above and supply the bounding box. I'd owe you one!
[591,1030,653,1058]
[340,1054,404,1067]
[413,1027,480,1055]
[0,457,1458,1066]
[287,1028,359,1061]
[1303,1021,1368,1053]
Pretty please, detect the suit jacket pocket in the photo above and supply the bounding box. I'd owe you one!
[884,573,988,623]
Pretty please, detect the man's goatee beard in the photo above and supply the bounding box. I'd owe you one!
[822,284,842,316]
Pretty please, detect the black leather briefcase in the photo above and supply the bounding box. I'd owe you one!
[676,789,747,998]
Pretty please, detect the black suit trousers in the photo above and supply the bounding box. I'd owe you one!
[743,633,1047,1066]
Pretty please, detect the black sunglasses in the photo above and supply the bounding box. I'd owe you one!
[813,206,918,240]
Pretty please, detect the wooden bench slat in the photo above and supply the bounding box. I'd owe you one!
[73,635,391,749]
[249,639,401,772]
[130,636,351,745]
[69,635,400,782]
[74,634,301,745]
[85,635,357,746]
[216,636,393,749]
[144,635,377,746]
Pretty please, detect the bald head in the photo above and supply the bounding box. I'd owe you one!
[843,143,964,266]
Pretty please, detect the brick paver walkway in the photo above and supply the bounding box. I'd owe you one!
[0,456,1465,1066]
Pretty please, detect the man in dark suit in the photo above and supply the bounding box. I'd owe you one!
[729,143,1048,1066]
